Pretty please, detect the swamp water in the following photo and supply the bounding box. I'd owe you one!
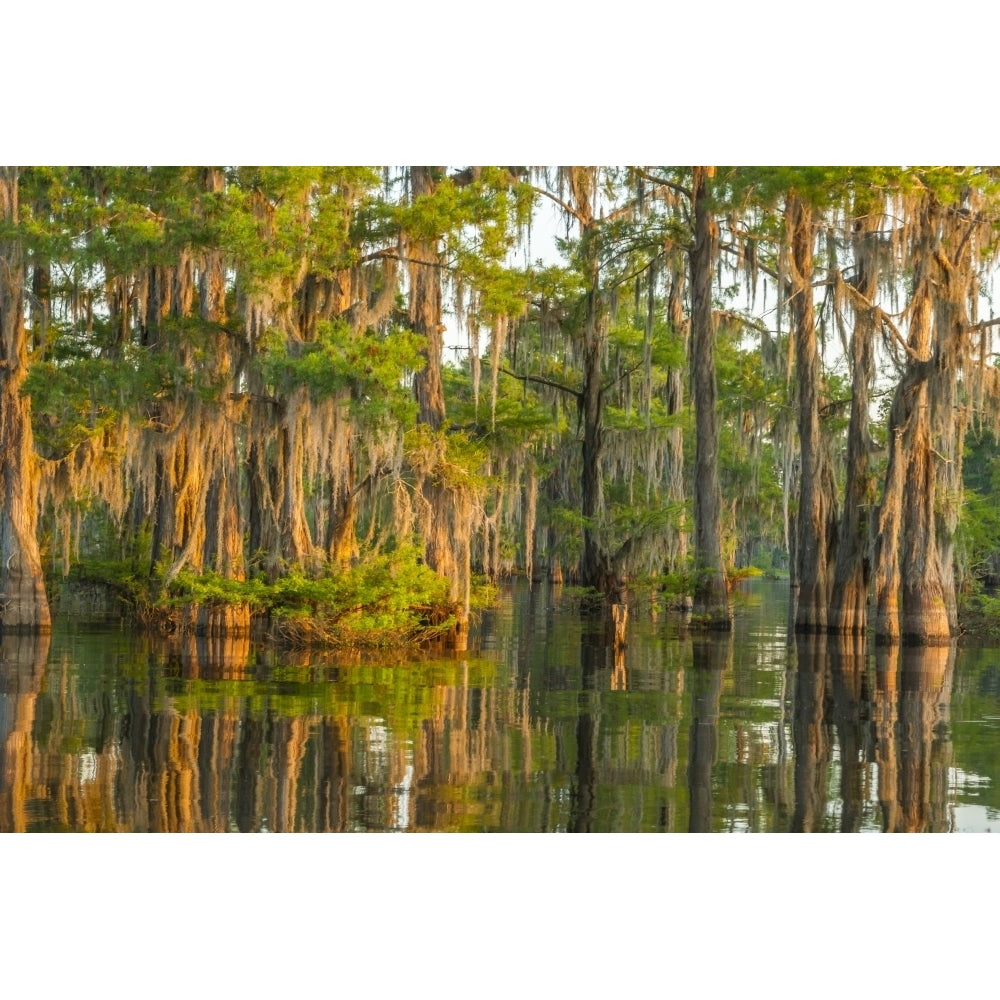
[2,579,1000,833]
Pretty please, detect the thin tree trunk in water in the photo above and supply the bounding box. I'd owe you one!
[688,167,729,626]
[830,209,879,634]
[788,195,837,632]
[580,278,612,594]
[664,254,689,583]
[0,168,51,632]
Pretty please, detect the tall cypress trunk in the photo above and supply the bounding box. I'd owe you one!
[198,168,250,634]
[876,195,955,645]
[928,203,971,637]
[580,276,611,594]
[788,195,838,632]
[664,254,689,579]
[409,167,446,429]
[407,167,471,638]
[0,168,51,632]
[688,167,729,626]
[557,168,614,597]
[830,207,879,634]
[873,374,911,643]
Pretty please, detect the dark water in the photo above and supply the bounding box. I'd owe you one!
[2,579,999,832]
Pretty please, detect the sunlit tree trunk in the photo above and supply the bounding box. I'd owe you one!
[876,195,953,644]
[198,167,250,633]
[788,194,838,632]
[688,167,729,626]
[830,207,880,634]
[408,167,472,640]
[928,203,973,637]
[0,167,51,632]
[409,166,446,429]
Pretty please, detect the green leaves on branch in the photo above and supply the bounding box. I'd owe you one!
[257,319,423,424]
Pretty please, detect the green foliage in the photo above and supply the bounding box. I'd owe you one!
[958,591,1000,640]
[258,319,423,425]
[74,546,464,648]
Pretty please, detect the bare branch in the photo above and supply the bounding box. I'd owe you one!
[530,185,587,226]
[631,169,693,202]
[484,360,582,401]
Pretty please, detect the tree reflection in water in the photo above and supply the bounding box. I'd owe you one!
[0,632,50,832]
[829,635,867,833]
[687,635,730,832]
[875,644,955,833]
[791,635,831,832]
[0,581,992,831]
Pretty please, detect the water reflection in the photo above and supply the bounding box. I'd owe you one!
[875,645,955,832]
[687,635,730,832]
[791,635,831,832]
[828,635,868,833]
[0,633,50,832]
[0,581,998,831]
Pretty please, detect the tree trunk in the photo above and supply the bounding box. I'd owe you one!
[664,254,689,580]
[788,194,838,632]
[875,196,955,645]
[409,166,446,429]
[279,388,318,570]
[830,208,879,634]
[198,173,251,633]
[688,167,729,626]
[0,168,51,632]
[580,280,613,594]
[408,167,471,640]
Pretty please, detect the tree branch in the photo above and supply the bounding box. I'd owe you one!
[631,169,693,202]
[484,360,582,401]
[531,185,587,226]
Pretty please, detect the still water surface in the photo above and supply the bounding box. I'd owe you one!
[2,579,1000,832]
